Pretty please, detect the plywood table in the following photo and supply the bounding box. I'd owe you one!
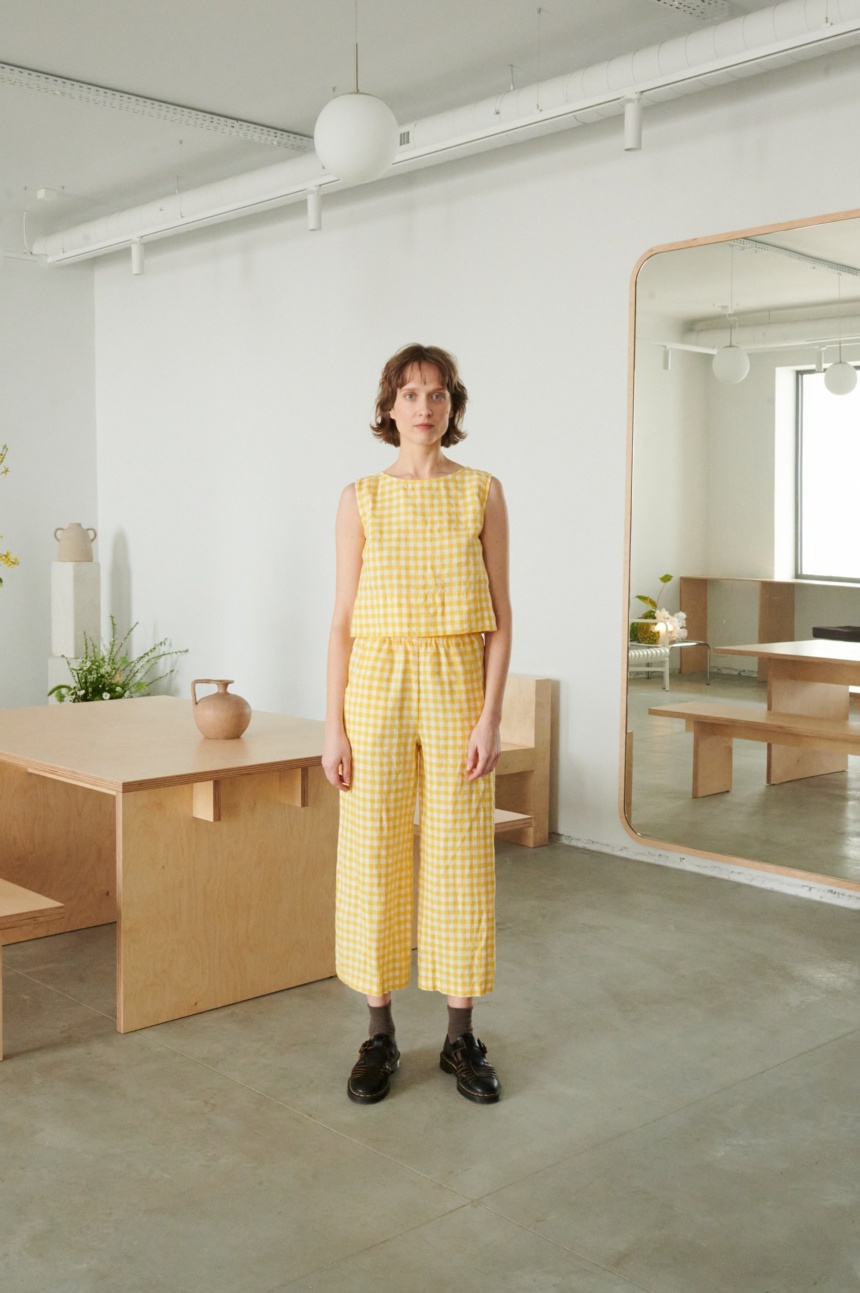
[0,697,339,1032]
[715,639,860,784]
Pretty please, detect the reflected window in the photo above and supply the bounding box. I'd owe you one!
[797,369,860,581]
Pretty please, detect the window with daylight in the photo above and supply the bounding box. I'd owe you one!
[797,368,860,582]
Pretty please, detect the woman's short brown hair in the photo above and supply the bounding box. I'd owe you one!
[371,343,468,447]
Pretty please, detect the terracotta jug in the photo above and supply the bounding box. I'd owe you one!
[54,522,97,562]
[191,679,252,739]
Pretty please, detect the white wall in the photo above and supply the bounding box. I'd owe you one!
[92,45,860,861]
[0,258,95,708]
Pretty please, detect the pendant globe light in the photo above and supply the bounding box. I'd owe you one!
[712,245,750,385]
[313,3,398,185]
[824,274,858,395]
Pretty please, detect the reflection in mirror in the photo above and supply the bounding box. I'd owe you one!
[626,213,860,891]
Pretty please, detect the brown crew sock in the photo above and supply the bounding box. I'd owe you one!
[368,1001,395,1040]
[447,1005,473,1044]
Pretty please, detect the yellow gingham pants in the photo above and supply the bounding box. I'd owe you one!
[336,634,496,997]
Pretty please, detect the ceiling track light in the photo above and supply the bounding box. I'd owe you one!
[623,94,643,151]
[306,187,322,232]
[130,239,144,275]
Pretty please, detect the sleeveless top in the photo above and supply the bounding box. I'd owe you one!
[350,466,498,638]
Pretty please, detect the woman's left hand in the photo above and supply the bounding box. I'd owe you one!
[465,717,501,781]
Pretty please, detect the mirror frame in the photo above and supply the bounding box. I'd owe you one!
[620,203,860,897]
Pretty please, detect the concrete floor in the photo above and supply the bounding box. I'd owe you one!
[3,839,860,1291]
[627,673,860,887]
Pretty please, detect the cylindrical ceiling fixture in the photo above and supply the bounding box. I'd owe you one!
[824,360,857,395]
[314,93,398,184]
[307,186,322,231]
[712,344,750,384]
[623,94,642,151]
[130,239,144,275]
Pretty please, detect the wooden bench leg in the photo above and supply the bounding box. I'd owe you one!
[691,721,733,797]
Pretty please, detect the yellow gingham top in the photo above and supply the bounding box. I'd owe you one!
[350,466,498,638]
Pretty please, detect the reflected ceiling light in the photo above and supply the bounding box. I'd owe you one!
[823,272,857,394]
[313,3,398,185]
[712,344,750,384]
[712,247,749,384]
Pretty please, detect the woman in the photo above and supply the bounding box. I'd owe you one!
[322,343,511,1105]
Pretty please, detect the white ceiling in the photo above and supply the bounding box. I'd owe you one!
[1,0,775,251]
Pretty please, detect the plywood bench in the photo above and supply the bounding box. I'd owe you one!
[0,877,63,1059]
[649,699,860,797]
[411,675,551,845]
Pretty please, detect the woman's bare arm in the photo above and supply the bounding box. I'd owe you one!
[466,477,512,780]
[322,484,364,790]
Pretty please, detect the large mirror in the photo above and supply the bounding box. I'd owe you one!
[625,210,860,892]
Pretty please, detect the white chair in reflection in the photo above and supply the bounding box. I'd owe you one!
[628,621,712,690]
[628,621,671,690]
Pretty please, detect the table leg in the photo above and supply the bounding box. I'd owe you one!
[767,665,849,784]
[116,766,339,1033]
[0,761,115,942]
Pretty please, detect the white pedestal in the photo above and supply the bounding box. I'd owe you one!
[51,562,100,658]
[48,654,80,703]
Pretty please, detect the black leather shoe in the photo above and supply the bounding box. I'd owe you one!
[440,1033,501,1103]
[347,1034,400,1104]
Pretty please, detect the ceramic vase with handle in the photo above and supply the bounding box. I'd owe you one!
[54,523,97,562]
[191,679,252,739]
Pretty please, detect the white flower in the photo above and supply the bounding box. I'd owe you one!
[655,608,688,643]
[102,692,111,700]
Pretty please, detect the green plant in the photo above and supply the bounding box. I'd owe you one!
[48,616,187,703]
[630,573,675,644]
[0,444,20,586]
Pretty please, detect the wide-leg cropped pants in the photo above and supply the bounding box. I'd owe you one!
[336,634,496,998]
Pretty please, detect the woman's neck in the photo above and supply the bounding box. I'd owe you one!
[386,448,458,480]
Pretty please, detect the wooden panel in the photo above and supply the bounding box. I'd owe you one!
[0,760,115,943]
[0,877,63,935]
[679,578,708,674]
[493,809,534,836]
[279,766,309,808]
[757,583,795,681]
[497,677,551,846]
[692,723,733,798]
[116,765,339,1033]
[767,669,849,783]
[191,780,221,822]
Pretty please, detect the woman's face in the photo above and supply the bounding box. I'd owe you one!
[389,364,452,446]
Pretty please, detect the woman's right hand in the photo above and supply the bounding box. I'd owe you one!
[322,730,352,791]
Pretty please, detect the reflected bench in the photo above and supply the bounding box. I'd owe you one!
[648,699,860,797]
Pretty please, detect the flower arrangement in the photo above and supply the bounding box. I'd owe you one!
[630,573,688,645]
[48,616,187,703]
[0,444,20,586]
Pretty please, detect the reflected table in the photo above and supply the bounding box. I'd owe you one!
[0,697,339,1032]
[716,639,860,784]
